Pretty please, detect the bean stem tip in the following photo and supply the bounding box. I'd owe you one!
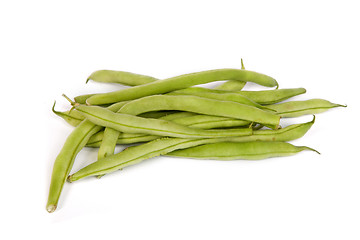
[46,204,57,213]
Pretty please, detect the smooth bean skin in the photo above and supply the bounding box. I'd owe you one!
[69,118,315,181]
[69,138,221,181]
[168,141,318,160]
[86,117,314,147]
[74,105,253,139]
[86,70,158,85]
[54,108,177,127]
[168,89,267,110]
[97,92,279,160]
[214,58,247,91]
[74,94,96,105]
[118,95,280,127]
[46,120,103,213]
[239,88,307,105]
[46,101,129,213]
[168,87,307,105]
[214,80,246,91]
[266,99,346,117]
[86,69,278,105]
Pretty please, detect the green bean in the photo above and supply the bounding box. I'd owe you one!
[96,92,278,160]
[87,131,159,147]
[214,58,247,91]
[239,88,307,105]
[74,104,253,139]
[74,94,96,105]
[97,91,279,162]
[46,99,130,213]
[86,70,158,85]
[46,120,103,213]
[87,116,314,147]
[168,89,268,110]
[138,111,178,119]
[68,118,315,181]
[52,101,84,127]
[167,141,319,160]
[169,87,307,105]
[158,111,196,120]
[87,116,250,148]
[75,71,159,104]
[118,95,280,127]
[266,99,346,118]
[172,115,250,129]
[85,69,278,105]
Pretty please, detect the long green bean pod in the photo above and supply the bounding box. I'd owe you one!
[87,116,314,147]
[46,100,129,213]
[74,104,253,139]
[68,117,315,182]
[118,95,280,127]
[86,69,278,105]
[267,99,346,117]
[168,141,319,160]
[214,58,247,91]
[86,70,158,85]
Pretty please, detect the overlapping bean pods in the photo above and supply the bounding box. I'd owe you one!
[47,65,345,213]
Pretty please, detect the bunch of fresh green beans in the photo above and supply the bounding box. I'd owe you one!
[47,60,345,213]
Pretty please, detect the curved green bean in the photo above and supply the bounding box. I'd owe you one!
[169,87,307,105]
[118,95,280,127]
[87,116,314,147]
[52,101,84,127]
[69,118,315,181]
[46,100,130,213]
[167,141,319,160]
[214,58,247,91]
[86,70,158,85]
[239,88,307,105]
[167,89,268,110]
[86,69,278,105]
[267,99,346,117]
[74,104,253,139]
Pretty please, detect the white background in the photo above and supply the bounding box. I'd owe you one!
[1,0,359,239]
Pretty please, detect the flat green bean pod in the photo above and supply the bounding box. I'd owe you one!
[86,116,315,147]
[167,89,268,110]
[86,69,278,105]
[118,95,280,127]
[46,100,130,213]
[86,70,158,85]
[214,58,247,91]
[230,88,307,105]
[167,141,319,160]
[69,118,315,181]
[267,99,346,117]
[74,104,253,139]
[74,94,96,105]
[214,80,246,91]
[169,87,307,105]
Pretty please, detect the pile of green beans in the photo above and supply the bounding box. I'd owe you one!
[47,61,345,213]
